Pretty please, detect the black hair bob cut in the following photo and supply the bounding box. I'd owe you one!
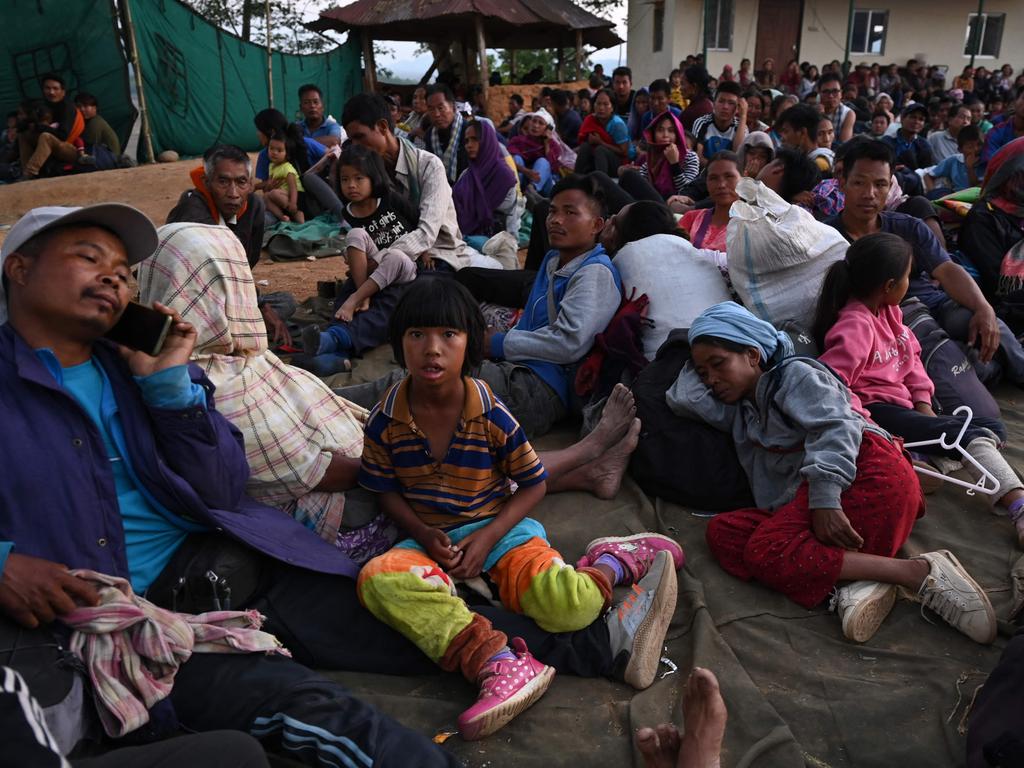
[388,278,486,375]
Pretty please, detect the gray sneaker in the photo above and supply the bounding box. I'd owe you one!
[606,549,678,689]
[912,550,996,644]
[831,580,896,643]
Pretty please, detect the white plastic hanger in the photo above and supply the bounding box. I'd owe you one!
[903,406,1001,497]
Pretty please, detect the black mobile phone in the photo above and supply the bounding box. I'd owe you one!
[104,302,173,356]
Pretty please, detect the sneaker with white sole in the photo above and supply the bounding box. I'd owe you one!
[607,550,678,689]
[831,580,896,643]
[457,637,554,741]
[577,533,685,584]
[911,550,996,644]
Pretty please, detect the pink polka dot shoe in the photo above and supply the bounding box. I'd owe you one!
[457,637,554,741]
[576,533,685,583]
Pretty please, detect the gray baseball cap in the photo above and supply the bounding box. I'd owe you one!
[1,204,158,266]
[0,204,157,324]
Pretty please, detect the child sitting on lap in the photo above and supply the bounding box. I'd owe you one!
[668,301,996,645]
[259,131,305,223]
[813,232,1024,543]
[357,278,682,740]
[301,144,419,375]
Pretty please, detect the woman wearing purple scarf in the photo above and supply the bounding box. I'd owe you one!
[453,120,521,245]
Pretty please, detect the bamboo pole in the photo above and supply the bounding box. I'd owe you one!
[264,0,273,107]
[510,49,517,82]
[557,46,564,83]
[475,16,489,101]
[361,30,378,92]
[575,30,583,80]
[121,0,155,163]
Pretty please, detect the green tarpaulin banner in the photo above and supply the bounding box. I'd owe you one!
[0,0,136,148]
[129,0,362,156]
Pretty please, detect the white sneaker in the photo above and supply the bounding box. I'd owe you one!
[911,550,996,644]
[831,580,896,643]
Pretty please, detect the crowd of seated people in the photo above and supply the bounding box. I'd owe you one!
[2,52,1024,767]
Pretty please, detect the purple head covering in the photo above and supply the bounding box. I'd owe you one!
[452,120,518,237]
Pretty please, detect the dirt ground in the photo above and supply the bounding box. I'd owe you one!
[0,160,345,297]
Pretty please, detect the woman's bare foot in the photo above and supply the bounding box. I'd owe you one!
[586,417,641,499]
[634,668,726,768]
[583,384,637,457]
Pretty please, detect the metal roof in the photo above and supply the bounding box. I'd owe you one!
[309,0,622,50]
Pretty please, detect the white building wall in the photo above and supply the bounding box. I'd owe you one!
[800,0,1024,73]
[626,0,683,87]
[628,0,1023,86]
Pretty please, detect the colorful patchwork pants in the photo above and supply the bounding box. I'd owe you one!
[357,517,611,681]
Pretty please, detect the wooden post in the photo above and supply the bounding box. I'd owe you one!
[575,29,583,81]
[557,46,564,83]
[475,15,489,100]
[510,49,517,82]
[361,30,377,92]
[462,37,473,86]
[264,0,273,107]
[121,0,155,163]
[419,56,439,86]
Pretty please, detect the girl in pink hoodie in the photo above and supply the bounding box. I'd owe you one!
[813,233,1024,546]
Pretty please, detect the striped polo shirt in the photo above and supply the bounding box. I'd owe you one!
[359,376,548,529]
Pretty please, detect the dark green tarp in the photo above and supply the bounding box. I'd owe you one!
[130,0,362,156]
[0,0,136,148]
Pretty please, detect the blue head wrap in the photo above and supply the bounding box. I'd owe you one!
[687,301,794,367]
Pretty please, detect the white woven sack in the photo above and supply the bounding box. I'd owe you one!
[726,178,848,327]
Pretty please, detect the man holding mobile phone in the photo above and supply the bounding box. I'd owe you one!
[0,205,460,767]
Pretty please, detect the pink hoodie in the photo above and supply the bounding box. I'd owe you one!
[818,300,934,415]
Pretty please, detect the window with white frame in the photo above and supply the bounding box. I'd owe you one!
[653,2,665,53]
[850,9,888,55]
[964,13,1004,58]
[704,0,733,52]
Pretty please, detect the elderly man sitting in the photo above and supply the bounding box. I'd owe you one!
[166,144,292,346]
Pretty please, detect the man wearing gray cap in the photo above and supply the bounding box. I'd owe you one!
[0,205,460,767]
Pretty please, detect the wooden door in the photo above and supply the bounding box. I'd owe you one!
[754,0,803,71]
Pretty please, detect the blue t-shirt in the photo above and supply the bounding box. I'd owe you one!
[59,359,207,593]
[602,115,630,145]
[297,115,342,142]
[255,137,326,181]
[827,211,951,310]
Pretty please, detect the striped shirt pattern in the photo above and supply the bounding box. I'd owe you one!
[359,377,547,528]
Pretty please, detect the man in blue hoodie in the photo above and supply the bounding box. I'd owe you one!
[0,204,460,767]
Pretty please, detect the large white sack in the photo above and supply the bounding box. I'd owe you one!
[615,233,732,359]
[726,177,848,328]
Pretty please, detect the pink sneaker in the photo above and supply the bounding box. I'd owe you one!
[576,533,685,583]
[458,637,554,741]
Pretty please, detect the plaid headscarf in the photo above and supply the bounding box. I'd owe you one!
[137,223,367,545]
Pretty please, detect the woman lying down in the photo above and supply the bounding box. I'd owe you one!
[666,301,996,645]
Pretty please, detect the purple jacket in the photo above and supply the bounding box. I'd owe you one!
[0,323,358,581]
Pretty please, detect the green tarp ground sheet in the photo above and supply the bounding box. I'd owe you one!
[289,346,1023,768]
[130,0,362,157]
[0,0,136,148]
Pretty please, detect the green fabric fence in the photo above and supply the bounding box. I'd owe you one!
[130,0,363,156]
[0,0,136,148]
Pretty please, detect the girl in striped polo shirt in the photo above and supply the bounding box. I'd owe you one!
[357,278,683,741]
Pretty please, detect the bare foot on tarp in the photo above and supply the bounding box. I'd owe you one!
[585,383,636,452]
[587,417,641,499]
[635,668,726,768]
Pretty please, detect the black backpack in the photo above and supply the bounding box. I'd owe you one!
[629,329,755,511]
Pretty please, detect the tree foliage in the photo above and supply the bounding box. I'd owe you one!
[495,48,593,84]
[184,0,335,54]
